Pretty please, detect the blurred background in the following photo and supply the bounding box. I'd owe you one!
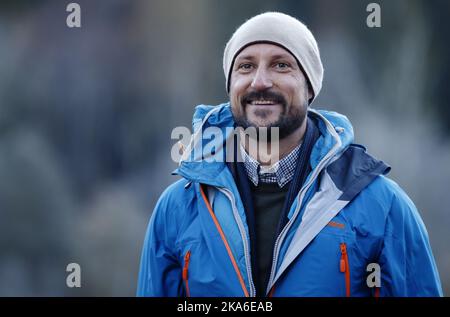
[0,0,449,296]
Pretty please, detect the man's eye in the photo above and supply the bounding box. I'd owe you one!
[276,62,290,69]
[239,63,253,70]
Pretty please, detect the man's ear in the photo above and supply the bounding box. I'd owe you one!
[308,86,314,104]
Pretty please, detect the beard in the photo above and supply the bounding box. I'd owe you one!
[232,90,307,142]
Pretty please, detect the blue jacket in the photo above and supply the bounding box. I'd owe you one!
[137,103,443,297]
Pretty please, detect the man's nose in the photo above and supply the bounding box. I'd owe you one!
[251,68,273,90]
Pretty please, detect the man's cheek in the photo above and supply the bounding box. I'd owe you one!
[231,97,243,112]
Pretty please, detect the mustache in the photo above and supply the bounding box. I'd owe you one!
[241,90,286,105]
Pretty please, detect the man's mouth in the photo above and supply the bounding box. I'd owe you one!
[246,99,280,106]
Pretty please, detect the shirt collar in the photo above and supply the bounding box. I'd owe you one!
[240,142,302,188]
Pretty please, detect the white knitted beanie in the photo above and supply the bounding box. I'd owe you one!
[223,12,323,103]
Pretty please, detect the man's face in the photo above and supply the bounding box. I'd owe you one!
[229,43,312,140]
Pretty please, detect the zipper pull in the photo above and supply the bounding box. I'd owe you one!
[340,243,347,273]
[340,243,351,297]
[340,257,346,272]
[183,251,191,281]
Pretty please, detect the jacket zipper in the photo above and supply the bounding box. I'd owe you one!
[265,110,343,295]
[374,287,380,298]
[340,243,350,297]
[217,187,256,297]
[200,185,252,297]
[268,286,276,297]
[182,250,191,297]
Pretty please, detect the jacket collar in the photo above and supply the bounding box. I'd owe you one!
[174,102,355,187]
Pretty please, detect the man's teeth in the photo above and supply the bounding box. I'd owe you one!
[250,100,276,105]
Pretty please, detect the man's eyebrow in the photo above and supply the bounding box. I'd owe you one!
[270,54,296,61]
[235,53,296,62]
[234,55,256,62]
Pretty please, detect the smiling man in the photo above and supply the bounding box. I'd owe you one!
[137,12,443,297]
